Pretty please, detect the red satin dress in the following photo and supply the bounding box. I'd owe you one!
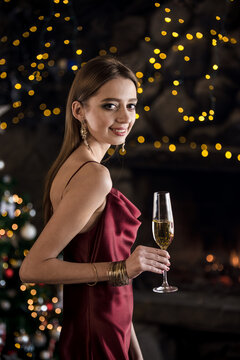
[58,161,141,360]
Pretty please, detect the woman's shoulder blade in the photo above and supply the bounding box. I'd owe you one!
[64,161,112,198]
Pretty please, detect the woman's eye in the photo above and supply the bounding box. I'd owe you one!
[128,104,137,110]
[103,103,117,110]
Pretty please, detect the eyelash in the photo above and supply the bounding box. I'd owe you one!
[102,103,137,111]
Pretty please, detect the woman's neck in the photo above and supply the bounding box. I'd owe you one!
[76,139,111,163]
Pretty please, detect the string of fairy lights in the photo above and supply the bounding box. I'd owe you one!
[0,0,239,163]
[130,0,239,162]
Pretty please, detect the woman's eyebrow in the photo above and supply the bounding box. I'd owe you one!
[100,97,138,102]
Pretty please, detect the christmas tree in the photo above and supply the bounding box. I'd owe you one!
[0,174,62,360]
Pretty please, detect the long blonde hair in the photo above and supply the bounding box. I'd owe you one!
[42,56,138,224]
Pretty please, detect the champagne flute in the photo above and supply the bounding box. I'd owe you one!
[152,191,178,293]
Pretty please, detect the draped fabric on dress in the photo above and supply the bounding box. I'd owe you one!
[58,179,141,360]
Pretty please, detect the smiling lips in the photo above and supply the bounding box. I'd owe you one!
[110,127,128,136]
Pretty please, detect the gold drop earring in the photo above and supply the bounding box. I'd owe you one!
[80,121,91,150]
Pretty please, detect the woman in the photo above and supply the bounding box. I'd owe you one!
[19,56,171,360]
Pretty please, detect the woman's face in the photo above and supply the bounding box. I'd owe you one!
[81,77,137,146]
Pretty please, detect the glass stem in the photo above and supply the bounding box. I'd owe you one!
[162,270,169,287]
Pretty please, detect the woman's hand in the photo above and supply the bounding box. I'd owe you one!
[126,245,170,279]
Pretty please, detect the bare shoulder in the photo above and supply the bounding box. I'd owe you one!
[63,161,112,198]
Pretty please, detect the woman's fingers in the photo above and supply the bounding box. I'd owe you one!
[138,245,170,259]
[126,245,171,279]
[135,245,170,267]
[142,256,170,272]
[143,251,170,266]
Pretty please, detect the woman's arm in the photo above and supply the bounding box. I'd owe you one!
[19,163,112,284]
[19,162,171,285]
[129,323,144,360]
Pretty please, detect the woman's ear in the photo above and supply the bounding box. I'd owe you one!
[72,101,85,121]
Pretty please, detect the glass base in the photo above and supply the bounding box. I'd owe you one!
[153,285,178,293]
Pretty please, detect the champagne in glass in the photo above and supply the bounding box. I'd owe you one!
[152,191,178,293]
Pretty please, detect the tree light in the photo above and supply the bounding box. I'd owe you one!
[53,108,61,115]
[14,83,21,90]
[159,53,167,59]
[210,29,217,35]
[178,45,184,51]
[190,142,197,149]
[109,46,117,53]
[154,63,161,69]
[225,151,232,159]
[154,141,161,148]
[169,144,176,152]
[13,40,20,46]
[162,136,169,143]
[44,109,51,117]
[179,136,186,143]
[196,32,203,39]
[186,33,193,40]
[201,150,208,157]
[29,26,37,32]
[138,136,145,143]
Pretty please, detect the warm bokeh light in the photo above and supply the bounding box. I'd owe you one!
[215,143,222,150]
[169,144,176,152]
[201,149,208,157]
[137,136,145,143]
[225,151,232,159]
[154,141,161,148]
[206,254,215,262]
[162,136,169,143]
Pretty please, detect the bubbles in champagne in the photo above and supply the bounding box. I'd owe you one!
[152,219,174,250]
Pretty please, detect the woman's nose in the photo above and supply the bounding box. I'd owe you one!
[116,108,131,123]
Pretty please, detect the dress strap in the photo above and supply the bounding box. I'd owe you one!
[60,160,100,200]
